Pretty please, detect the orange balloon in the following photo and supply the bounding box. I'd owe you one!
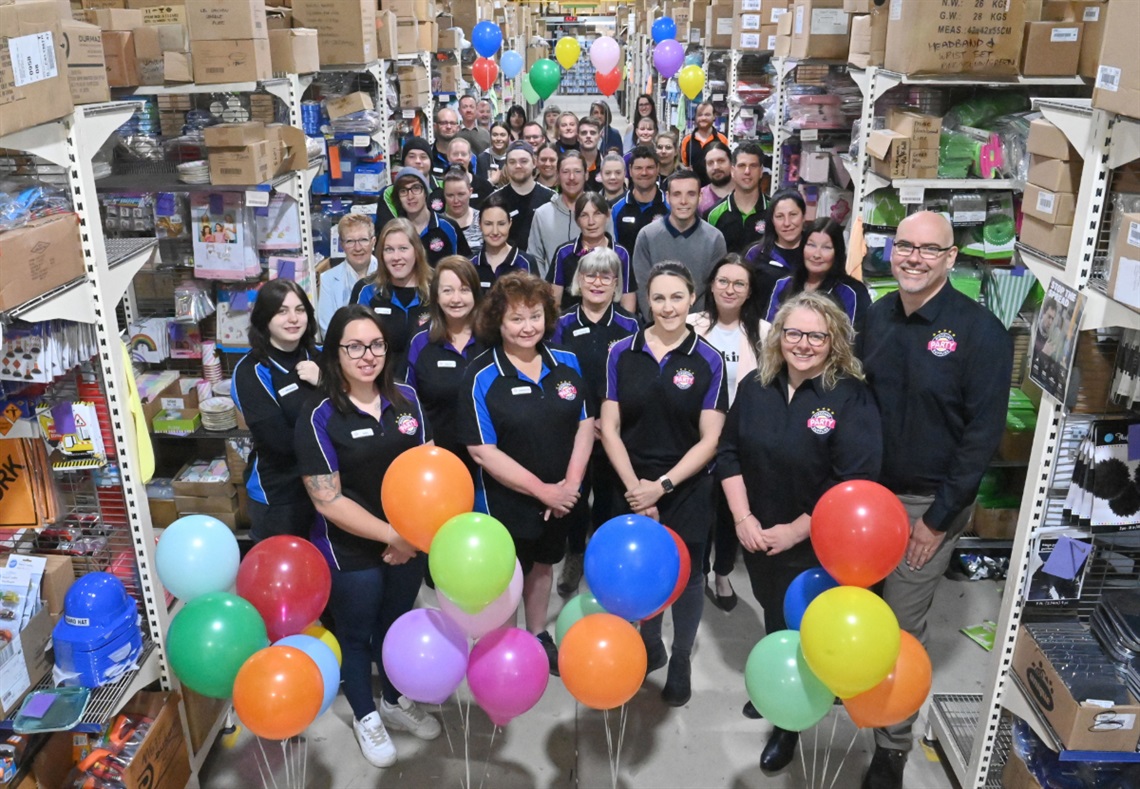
[842,632,932,728]
[233,646,323,740]
[381,445,475,552]
[558,614,646,710]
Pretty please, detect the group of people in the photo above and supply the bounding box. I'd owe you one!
[232,97,1013,789]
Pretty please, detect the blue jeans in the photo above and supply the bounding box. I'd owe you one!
[328,556,427,720]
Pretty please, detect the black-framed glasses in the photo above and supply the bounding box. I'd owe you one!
[340,340,388,359]
[893,241,953,260]
[781,329,830,347]
[398,183,426,196]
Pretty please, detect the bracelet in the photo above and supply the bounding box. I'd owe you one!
[734,512,753,526]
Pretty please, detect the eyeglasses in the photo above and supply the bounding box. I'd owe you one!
[343,237,374,247]
[893,241,953,260]
[714,277,749,292]
[340,340,388,359]
[398,184,426,196]
[781,329,830,347]
[437,120,459,127]
[581,272,616,285]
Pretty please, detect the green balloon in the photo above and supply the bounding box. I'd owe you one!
[529,59,561,101]
[745,630,834,732]
[428,513,516,614]
[555,593,607,646]
[520,73,540,105]
[167,592,268,699]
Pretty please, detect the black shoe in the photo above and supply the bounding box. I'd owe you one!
[760,727,798,772]
[709,576,737,611]
[644,639,667,676]
[661,653,691,707]
[537,631,559,676]
[742,700,762,719]
[861,746,907,789]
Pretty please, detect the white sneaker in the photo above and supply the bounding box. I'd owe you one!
[353,711,396,767]
[380,696,442,740]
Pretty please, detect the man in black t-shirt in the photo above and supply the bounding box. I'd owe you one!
[489,141,555,252]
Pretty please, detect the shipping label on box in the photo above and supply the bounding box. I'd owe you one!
[1022,184,1077,225]
[0,4,75,137]
[185,0,267,41]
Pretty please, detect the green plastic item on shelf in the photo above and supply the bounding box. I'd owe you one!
[944,92,1030,130]
[867,190,906,227]
[949,267,983,301]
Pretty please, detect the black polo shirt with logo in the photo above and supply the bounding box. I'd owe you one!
[469,246,537,293]
[419,212,471,266]
[350,281,432,380]
[429,173,495,214]
[707,192,768,254]
[551,304,639,408]
[406,330,486,461]
[611,189,669,254]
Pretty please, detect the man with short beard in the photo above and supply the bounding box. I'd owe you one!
[431,107,475,178]
[707,142,767,254]
[457,95,490,154]
[699,142,733,217]
[489,141,556,252]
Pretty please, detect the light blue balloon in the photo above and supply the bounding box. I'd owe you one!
[501,50,524,80]
[155,515,239,601]
[276,635,341,717]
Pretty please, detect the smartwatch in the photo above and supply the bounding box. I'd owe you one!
[658,476,674,494]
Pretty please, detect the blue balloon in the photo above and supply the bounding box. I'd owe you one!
[783,568,840,631]
[584,515,679,621]
[500,49,524,80]
[471,21,503,58]
[651,17,677,44]
[155,515,239,602]
[276,635,341,717]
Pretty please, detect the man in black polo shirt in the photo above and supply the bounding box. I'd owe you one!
[490,141,555,252]
[859,211,1012,789]
[706,142,766,254]
[611,146,668,257]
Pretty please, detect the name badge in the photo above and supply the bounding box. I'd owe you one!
[437,360,457,368]
[351,428,374,439]
[621,216,637,223]
[572,327,591,336]
[480,281,492,289]
[511,386,531,395]
[277,383,299,397]
[509,209,519,218]
[374,307,392,315]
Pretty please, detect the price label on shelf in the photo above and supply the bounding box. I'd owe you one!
[245,190,270,208]
[898,185,925,204]
[353,135,371,148]
[800,128,819,141]
[402,109,416,119]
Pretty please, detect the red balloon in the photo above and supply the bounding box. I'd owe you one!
[473,57,499,91]
[236,536,331,642]
[595,68,621,96]
[811,481,909,587]
[843,632,932,728]
[645,526,689,620]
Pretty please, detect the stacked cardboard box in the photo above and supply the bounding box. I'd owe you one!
[1107,212,1140,311]
[186,0,271,84]
[866,108,941,181]
[292,0,376,66]
[269,28,320,73]
[399,63,431,110]
[845,0,886,68]
[1092,1,1140,120]
[173,459,239,528]
[60,19,111,103]
[789,0,850,59]
[1020,119,1080,256]
[884,0,1025,76]
[1020,20,1082,76]
[204,120,307,185]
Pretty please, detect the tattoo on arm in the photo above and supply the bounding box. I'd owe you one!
[303,473,343,504]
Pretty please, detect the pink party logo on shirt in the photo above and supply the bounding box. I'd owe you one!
[807,408,836,435]
[673,369,695,390]
[396,414,420,435]
[429,238,445,252]
[556,381,578,401]
[928,330,958,357]
[431,198,444,212]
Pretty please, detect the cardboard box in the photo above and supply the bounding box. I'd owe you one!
[705,2,734,48]
[293,0,376,66]
[154,22,187,51]
[970,506,1018,539]
[789,0,851,60]
[1028,154,1082,192]
[1020,21,1081,76]
[325,91,372,120]
[132,24,163,84]
[0,0,75,137]
[11,554,74,621]
[1069,0,1107,79]
[209,139,275,184]
[386,0,432,21]
[171,458,231,497]
[190,37,271,83]
[117,692,191,789]
[438,62,459,92]
[884,0,1026,76]
[153,408,201,434]
[886,106,941,149]
[774,32,792,56]
[60,20,111,104]
[418,18,436,51]
[1107,212,1140,311]
[1022,184,1077,225]
[185,0,267,41]
[376,9,397,59]
[266,6,292,29]
[867,129,938,180]
[204,120,265,147]
[1092,1,1140,121]
[1012,625,1140,752]
[396,19,419,55]
[843,0,870,10]
[134,4,188,26]
[1019,214,1072,256]
[82,0,128,7]
[846,8,886,68]
[101,29,137,85]
[400,87,430,110]
[148,496,178,527]
[1001,751,1043,789]
[265,123,307,173]
[437,26,460,50]
[85,7,143,28]
[182,689,230,754]
[1027,118,1075,160]
[175,492,238,514]
[268,27,319,72]
[0,610,54,718]
[0,214,86,312]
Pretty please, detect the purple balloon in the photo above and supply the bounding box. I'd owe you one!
[654,40,684,79]
[382,609,469,705]
[466,628,550,726]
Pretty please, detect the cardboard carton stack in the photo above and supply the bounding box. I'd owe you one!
[866,107,941,181]
[398,63,431,110]
[269,27,321,74]
[1092,0,1140,121]
[204,120,308,186]
[60,18,111,103]
[844,0,886,69]
[389,0,437,56]
[293,0,376,66]
[186,0,271,84]
[1020,119,1080,257]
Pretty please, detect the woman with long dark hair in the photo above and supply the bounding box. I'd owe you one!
[623,93,658,150]
[506,105,527,141]
[744,189,807,305]
[232,279,320,542]
[477,121,512,186]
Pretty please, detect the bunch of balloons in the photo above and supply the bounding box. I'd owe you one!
[590,36,622,97]
[471,21,502,92]
[651,17,683,79]
[744,481,931,734]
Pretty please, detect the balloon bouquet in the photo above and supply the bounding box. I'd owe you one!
[743,481,933,785]
[650,17,706,120]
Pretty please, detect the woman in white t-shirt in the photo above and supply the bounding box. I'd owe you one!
[688,254,770,611]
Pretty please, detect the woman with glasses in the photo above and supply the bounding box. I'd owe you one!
[717,291,881,773]
[458,272,595,676]
[547,192,636,312]
[469,193,536,293]
[232,279,321,543]
[601,261,728,707]
[351,218,433,380]
[295,304,440,770]
[477,122,512,186]
[744,189,807,305]
[688,255,770,612]
[319,214,379,337]
[550,248,639,598]
[392,167,468,266]
[765,218,870,337]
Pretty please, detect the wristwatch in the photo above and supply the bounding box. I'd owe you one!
[658,476,674,494]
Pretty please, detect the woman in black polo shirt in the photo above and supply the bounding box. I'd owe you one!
[350,218,432,380]
[469,193,536,293]
[547,191,636,313]
[600,261,729,708]
[232,279,320,542]
[744,189,807,305]
[295,304,440,769]
[457,272,595,675]
[717,291,882,772]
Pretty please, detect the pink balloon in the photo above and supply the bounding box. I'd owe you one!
[438,561,523,640]
[382,609,469,704]
[654,40,683,79]
[467,627,550,726]
[590,35,621,74]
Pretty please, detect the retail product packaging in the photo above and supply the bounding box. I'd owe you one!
[705,1,733,48]
[60,20,111,104]
[0,0,75,137]
[185,0,267,41]
[1027,154,1082,193]
[85,8,143,28]
[884,0,1026,76]
[1022,183,1077,225]
[190,192,260,279]
[1019,214,1072,257]
[1019,21,1081,76]
[0,609,53,718]
[190,37,271,83]
[376,10,397,60]
[1107,213,1140,311]
[1026,118,1076,160]
[154,408,201,434]
[0,214,85,312]
[1011,626,1140,752]
[172,458,231,496]
[789,0,850,59]
[292,0,376,66]
[325,91,372,120]
[116,691,192,789]
[847,6,887,68]
[269,28,319,74]
[1092,1,1140,121]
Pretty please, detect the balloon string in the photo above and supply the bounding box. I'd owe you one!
[463,694,472,789]
[440,701,456,755]
[602,708,616,789]
[819,712,839,787]
[477,725,498,789]
[302,735,309,789]
[798,735,809,785]
[827,728,862,789]
[280,739,290,789]
[254,740,272,789]
[615,704,629,782]
[256,737,280,789]
[811,725,818,789]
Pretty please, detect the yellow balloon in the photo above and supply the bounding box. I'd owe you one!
[556,36,581,70]
[678,65,706,100]
[799,587,900,699]
[302,623,342,667]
